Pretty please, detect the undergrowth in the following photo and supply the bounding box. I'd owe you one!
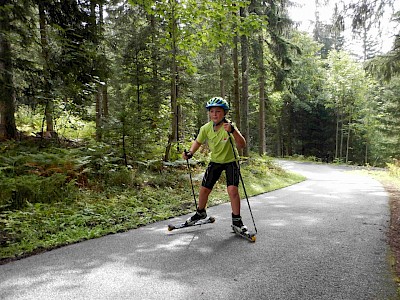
[0,142,305,262]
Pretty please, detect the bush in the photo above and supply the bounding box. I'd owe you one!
[387,159,400,178]
[0,145,87,210]
[0,174,78,210]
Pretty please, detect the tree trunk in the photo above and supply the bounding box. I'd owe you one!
[285,102,293,156]
[219,45,225,98]
[102,85,109,118]
[339,122,344,161]
[170,38,178,141]
[232,11,240,127]
[277,118,283,157]
[39,2,54,133]
[164,0,179,161]
[346,122,351,164]
[99,3,109,120]
[258,32,266,156]
[95,86,103,141]
[240,6,249,156]
[335,109,340,160]
[339,109,344,161]
[122,115,127,166]
[0,1,17,140]
[149,13,161,115]
[91,1,105,141]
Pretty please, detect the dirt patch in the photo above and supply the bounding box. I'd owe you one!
[386,182,400,282]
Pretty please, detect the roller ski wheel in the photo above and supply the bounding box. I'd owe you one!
[231,225,256,243]
[167,216,215,231]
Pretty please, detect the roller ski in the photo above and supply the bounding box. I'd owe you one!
[231,215,256,242]
[232,225,256,242]
[168,209,215,231]
[168,216,215,231]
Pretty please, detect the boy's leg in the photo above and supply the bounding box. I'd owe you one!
[229,186,246,231]
[185,162,220,225]
[227,185,240,215]
[198,186,212,210]
[225,162,241,216]
[185,187,211,225]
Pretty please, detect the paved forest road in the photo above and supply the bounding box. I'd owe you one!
[0,161,398,300]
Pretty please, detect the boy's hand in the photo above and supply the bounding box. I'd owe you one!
[183,150,193,160]
[223,121,235,134]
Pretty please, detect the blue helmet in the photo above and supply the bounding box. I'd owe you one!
[205,97,230,111]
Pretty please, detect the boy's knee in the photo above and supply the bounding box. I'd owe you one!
[227,185,239,197]
[200,186,212,196]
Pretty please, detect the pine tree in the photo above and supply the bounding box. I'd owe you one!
[0,1,20,140]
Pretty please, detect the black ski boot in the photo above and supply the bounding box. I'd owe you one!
[185,208,207,226]
[232,214,247,233]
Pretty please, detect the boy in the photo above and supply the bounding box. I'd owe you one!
[182,97,247,232]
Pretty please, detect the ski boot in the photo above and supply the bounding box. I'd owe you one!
[232,214,247,233]
[231,214,256,242]
[185,208,207,226]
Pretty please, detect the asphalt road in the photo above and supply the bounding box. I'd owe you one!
[0,161,398,300]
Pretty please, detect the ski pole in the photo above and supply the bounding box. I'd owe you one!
[184,149,197,210]
[226,124,258,234]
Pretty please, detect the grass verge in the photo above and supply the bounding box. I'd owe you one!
[0,156,304,264]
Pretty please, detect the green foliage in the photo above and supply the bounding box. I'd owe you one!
[15,105,95,140]
[0,174,77,210]
[0,147,304,261]
[4,0,399,168]
[0,146,89,209]
[325,50,372,163]
[276,32,335,159]
[388,159,400,178]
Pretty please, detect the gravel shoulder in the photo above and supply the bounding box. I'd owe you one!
[386,182,400,283]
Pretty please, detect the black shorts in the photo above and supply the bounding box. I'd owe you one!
[201,162,240,189]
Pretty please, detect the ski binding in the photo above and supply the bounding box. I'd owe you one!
[168,216,215,231]
[231,225,256,242]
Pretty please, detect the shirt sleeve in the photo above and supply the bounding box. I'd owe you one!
[196,124,207,144]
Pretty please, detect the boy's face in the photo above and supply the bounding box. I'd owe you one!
[209,107,225,124]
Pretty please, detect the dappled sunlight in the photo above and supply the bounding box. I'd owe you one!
[1,272,53,291]
[286,184,313,192]
[267,219,288,227]
[265,215,320,227]
[1,160,397,299]
[311,193,341,199]
[271,204,290,208]
[139,225,176,233]
[294,215,320,226]
[258,195,279,200]
[360,191,387,197]
[80,263,190,299]
[0,228,224,300]
[137,235,198,252]
[371,191,387,197]
[65,261,191,299]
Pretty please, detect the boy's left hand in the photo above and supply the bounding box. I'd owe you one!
[223,122,234,134]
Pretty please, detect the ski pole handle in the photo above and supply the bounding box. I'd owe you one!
[223,118,236,134]
[184,149,193,159]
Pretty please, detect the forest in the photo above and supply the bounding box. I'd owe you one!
[0,0,400,259]
[1,0,399,164]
